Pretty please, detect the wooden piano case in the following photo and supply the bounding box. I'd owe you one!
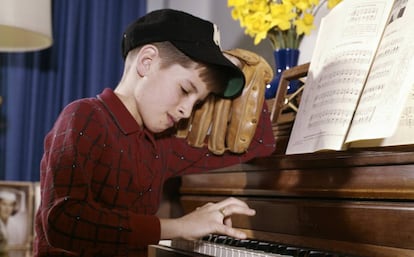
[177,64,414,257]
[179,146,414,257]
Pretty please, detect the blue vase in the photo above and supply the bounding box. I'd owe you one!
[265,48,300,99]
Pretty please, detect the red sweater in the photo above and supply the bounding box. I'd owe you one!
[34,88,275,257]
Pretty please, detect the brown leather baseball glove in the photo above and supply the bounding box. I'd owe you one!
[176,48,273,155]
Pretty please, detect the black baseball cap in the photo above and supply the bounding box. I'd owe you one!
[121,9,245,98]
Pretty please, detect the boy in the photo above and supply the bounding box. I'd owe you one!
[34,9,275,257]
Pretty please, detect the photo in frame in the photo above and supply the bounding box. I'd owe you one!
[0,181,34,257]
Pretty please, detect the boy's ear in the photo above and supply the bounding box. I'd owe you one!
[136,45,158,76]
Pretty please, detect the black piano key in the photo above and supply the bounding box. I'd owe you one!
[282,246,312,257]
[297,248,311,257]
[264,243,277,254]
[272,244,288,254]
[246,239,260,250]
[283,246,299,255]
[201,234,213,242]
[308,250,329,257]
[234,238,251,248]
[226,237,239,247]
[298,249,310,257]
[255,241,272,252]
[213,235,228,244]
[209,234,218,242]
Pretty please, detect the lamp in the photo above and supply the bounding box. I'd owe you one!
[0,0,53,52]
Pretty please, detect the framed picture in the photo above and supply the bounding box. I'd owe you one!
[0,181,34,257]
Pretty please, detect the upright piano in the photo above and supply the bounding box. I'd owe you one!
[162,145,413,257]
[149,146,414,257]
[148,64,414,257]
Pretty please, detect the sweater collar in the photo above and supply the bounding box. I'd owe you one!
[97,88,160,148]
[97,88,141,135]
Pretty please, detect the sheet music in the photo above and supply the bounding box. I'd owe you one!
[286,0,394,154]
[346,0,414,143]
[351,84,414,147]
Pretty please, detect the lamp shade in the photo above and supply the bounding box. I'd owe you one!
[0,0,53,52]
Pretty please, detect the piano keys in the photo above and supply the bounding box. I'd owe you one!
[165,234,353,257]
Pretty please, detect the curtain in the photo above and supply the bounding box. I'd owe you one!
[0,0,147,181]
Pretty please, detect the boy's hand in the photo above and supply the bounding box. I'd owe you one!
[160,197,255,240]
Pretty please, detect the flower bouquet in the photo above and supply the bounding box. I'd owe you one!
[228,0,343,98]
[228,0,343,49]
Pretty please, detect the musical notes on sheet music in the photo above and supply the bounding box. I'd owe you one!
[375,39,400,60]
[400,106,414,127]
[313,88,360,108]
[325,49,372,66]
[351,107,376,125]
[316,49,372,90]
[349,4,378,22]
[316,68,366,89]
[356,39,400,104]
[343,4,383,37]
[359,83,385,102]
[365,62,391,82]
[308,109,353,128]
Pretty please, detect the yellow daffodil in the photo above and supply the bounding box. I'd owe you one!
[294,12,315,35]
[228,0,342,49]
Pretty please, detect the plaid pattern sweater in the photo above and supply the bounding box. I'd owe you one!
[34,88,275,257]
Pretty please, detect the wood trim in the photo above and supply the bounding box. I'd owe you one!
[270,62,310,123]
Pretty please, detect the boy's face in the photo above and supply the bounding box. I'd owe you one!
[136,61,211,133]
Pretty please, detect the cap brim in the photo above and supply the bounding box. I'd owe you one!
[171,41,245,98]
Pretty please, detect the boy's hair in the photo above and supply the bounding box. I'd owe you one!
[154,42,227,95]
[126,42,227,96]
